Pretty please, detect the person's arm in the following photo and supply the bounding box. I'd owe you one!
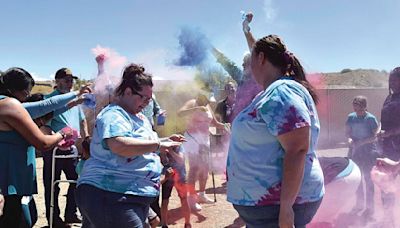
[345,125,353,145]
[243,12,256,51]
[376,157,400,174]
[2,98,69,151]
[167,147,185,164]
[177,99,207,117]
[278,126,310,228]
[96,54,106,76]
[208,104,227,130]
[23,91,78,119]
[106,137,181,158]
[24,85,92,118]
[211,47,243,83]
[152,96,162,116]
[79,107,89,138]
[81,119,89,139]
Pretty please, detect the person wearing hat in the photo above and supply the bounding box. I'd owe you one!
[177,92,226,211]
[42,68,89,226]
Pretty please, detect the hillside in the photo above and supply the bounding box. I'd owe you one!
[319,69,389,89]
[33,69,390,92]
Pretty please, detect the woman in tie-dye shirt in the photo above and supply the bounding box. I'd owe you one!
[226,35,324,228]
[76,64,184,228]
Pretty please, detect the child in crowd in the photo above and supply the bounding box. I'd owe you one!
[160,145,191,228]
[346,96,380,219]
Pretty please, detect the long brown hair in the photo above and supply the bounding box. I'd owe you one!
[253,35,318,103]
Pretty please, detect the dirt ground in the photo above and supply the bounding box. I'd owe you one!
[33,147,400,228]
[33,156,243,228]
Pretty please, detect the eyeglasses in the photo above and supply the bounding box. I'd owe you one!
[132,90,151,103]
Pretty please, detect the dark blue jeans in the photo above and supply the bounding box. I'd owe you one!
[233,199,322,228]
[43,149,78,223]
[76,184,156,228]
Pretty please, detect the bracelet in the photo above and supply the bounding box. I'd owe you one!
[58,131,66,139]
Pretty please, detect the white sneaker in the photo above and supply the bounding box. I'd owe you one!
[198,194,214,204]
[188,195,202,211]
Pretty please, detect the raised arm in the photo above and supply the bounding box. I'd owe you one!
[177,99,206,118]
[211,47,243,83]
[243,12,256,51]
[96,54,106,76]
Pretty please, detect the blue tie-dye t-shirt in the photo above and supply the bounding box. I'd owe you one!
[77,104,162,197]
[226,77,324,206]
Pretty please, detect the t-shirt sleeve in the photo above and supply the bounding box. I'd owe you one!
[259,86,311,136]
[368,115,379,133]
[345,114,352,127]
[97,110,132,149]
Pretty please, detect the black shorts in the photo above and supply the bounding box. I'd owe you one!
[161,177,187,200]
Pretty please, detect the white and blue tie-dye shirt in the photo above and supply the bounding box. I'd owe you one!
[77,104,162,197]
[226,77,324,206]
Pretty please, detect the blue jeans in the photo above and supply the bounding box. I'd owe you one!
[233,199,322,228]
[76,184,156,228]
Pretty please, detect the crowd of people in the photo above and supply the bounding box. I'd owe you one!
[0,11,400,228]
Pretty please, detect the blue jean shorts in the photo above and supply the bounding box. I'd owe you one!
[233,199,322,228]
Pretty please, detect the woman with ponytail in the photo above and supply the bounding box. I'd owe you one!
[226,35,324,228]
[76,63,184,227]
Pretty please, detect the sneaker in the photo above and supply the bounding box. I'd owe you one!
[198,194,214,204]
[188,195,202,211]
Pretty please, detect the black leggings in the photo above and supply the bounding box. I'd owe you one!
[0,195,22,228]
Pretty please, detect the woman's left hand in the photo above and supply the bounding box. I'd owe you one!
[279,205,295,228]
[168,134,186,142]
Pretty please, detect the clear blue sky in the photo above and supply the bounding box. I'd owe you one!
[1,0,399,81]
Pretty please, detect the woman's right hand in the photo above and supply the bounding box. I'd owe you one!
[77,84,93,97]
[159,141,182,154]
[279,204,295,228]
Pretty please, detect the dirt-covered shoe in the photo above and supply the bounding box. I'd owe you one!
[188,195,202,211]
[198,194,214,204]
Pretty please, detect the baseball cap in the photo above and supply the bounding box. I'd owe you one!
[55,68,78,80]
